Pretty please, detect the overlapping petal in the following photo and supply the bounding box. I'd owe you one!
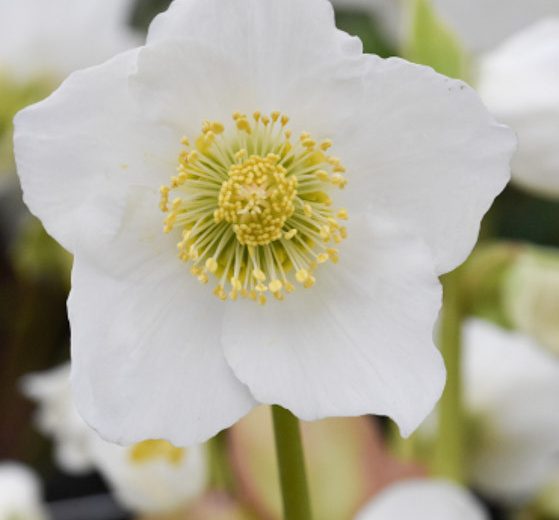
[222,216,444,436]
[69,192,255,446]
[14,49,179,255]
[334,57,515,274]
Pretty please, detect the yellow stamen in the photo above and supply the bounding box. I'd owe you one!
[159,111,349,303]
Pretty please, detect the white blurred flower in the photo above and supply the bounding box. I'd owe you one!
[0,463,48,520]
[463,319,559,503]
[477,19,559,199]
[432,0,559,53]
[22,364,93,474]
[503,248,559,355]
[354,479,488,520]
[15,0,514,446]
[22,364,207,515]
[0,0,140,84]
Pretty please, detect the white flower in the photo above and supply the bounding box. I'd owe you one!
[431,0,559,53]
[23,364,207,515]
[0,0,140,83]
[477,19,559,199]
[0,463,48,520]
[15,0,515,446]
[354,479,488,520]
[463,319,559,503]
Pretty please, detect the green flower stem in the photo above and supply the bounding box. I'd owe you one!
[271,405,313,520]
[435,269,465,482]
[207,430,236,492]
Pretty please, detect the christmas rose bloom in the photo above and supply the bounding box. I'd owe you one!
[463,319,559,503]
[354,479,488,520]
[22,364,207,515]
[0,463,48,520]
[477,19,559,199]
[15,0,514,446]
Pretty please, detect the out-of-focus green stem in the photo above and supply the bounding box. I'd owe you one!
[271,405,313,520]
[435,268,465,482]
[207,430,235,492]
[389,421,417,462]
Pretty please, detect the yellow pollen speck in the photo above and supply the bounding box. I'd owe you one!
[284,229,298,240]
[252,268,266,282]
[159,111,349,303]
[205,257,218,273]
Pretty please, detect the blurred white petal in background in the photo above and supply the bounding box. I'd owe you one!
[432,0,559,53]
[354,479,488,520]
[22,364,207,515]
[0,463,49,520]
[464,319,559,503]
[0,0,141,83]
[478,19,559,199]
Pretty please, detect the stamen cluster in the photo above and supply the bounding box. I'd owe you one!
[159,111,348,304]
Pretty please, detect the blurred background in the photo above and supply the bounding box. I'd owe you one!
[1,0,559,519]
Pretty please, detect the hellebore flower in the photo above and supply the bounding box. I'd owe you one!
[354,479,488,520]
[23,364,207,515]
[478,19,559,199]
[0,464,48,520]
[15,0,514,446]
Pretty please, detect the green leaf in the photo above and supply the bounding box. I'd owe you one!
[404,0,467,79]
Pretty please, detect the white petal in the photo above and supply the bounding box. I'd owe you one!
[222,216,444,436]
[335,57,515,274]
[14,49,179,255]
[140,0,367,135]
[464,319,559,502]
[147,0,359,62]
[354,479,488,520]
[478,19,559,199]
[0,464,48,520]
[69,192,255,446]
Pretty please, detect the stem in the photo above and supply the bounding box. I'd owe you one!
[271,405,313,520]
[207,430,236,493]
[435,268,465,482]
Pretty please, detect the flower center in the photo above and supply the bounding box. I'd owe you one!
[160,111,348,304]
[215,154,297,247]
